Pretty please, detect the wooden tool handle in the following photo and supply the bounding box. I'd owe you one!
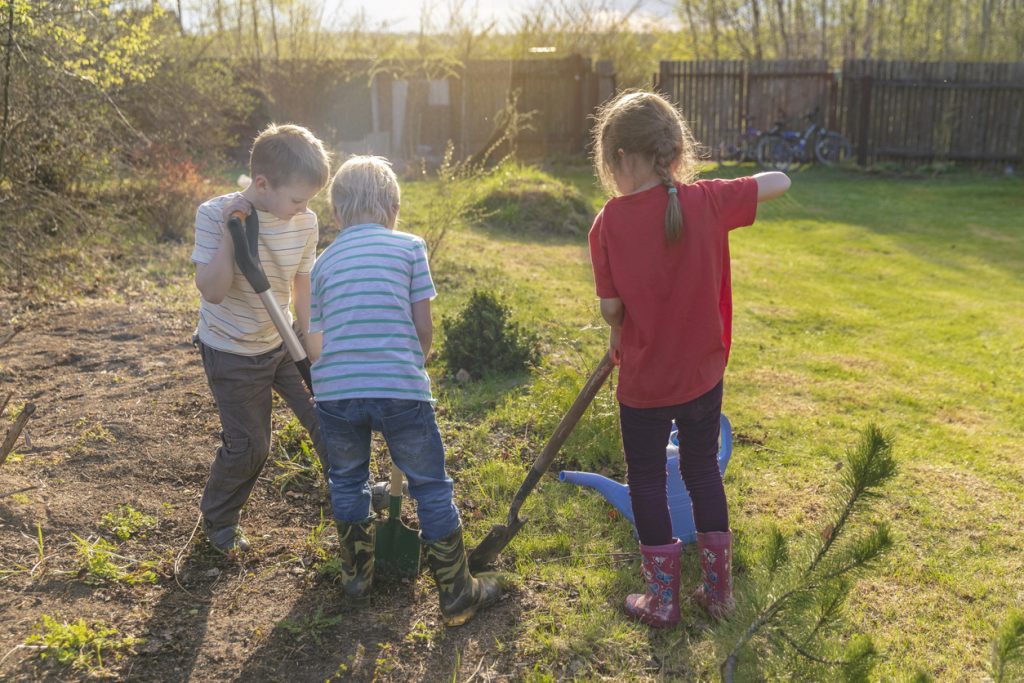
[505,352,614,522]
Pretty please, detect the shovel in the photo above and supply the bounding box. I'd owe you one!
[226,211,313,392]
[468,351,615,572]
[374,463,421,578]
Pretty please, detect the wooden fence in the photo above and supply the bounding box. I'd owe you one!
[657,59,1024,166]
[251,55,612,164]
[656,60,837,157]
[842,60,1024,165]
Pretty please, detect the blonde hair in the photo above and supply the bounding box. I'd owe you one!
[592,90,699,244]
[330,155,401,229]
[250,123,331,189]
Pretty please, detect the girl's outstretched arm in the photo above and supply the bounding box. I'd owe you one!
[754,172,791,202]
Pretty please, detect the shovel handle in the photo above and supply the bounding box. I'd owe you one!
[225,211,314,393]
[227,212,270,293]
[505,351,615,524]
[390,464,404,496]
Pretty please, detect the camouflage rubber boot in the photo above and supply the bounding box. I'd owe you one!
[422,526,502,627]
[335,518,375,599]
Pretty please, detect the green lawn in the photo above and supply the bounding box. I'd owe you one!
[399,165,1024,680]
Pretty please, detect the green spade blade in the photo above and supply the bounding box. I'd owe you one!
[374,465,421,578]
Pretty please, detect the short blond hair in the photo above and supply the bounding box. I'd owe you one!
[330,156,401,228]
[250,123,331,189]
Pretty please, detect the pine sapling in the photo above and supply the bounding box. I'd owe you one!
[718,424,898,683]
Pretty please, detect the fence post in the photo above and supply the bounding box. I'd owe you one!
[856,75,873,167]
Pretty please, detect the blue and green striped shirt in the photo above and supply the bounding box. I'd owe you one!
[309,224,436,401]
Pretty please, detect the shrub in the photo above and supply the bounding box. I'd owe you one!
[130,147,213,243]
[474,165,593,237]
[441,290,540,378]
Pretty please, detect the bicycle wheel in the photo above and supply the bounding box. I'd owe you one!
[756,135,795,172]
[815,132,853,166]
[716,139,742,166]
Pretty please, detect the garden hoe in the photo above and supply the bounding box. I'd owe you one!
[468,351,615,572]
[228,211,420,579]
[374,463,421,578]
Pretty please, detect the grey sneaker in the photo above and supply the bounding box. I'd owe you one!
[206,524,251,555]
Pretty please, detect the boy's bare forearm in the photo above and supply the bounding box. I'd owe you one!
[292,274,312,334]
[754,172,791,202]
[194,239,235,304]
[411,299,433,359]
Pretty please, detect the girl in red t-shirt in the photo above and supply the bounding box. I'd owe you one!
[588,90,790,627]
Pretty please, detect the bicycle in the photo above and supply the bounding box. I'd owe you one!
[715,116,761,166]
[756,108,852,171]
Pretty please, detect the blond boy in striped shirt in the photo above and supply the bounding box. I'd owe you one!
[306,156,502,626]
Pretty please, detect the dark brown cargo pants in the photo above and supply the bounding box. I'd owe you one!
[196,337,327,530]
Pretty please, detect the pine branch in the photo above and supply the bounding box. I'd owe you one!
[773,628,853,666]
[800,579,850,647]
[807,425,896,575]
[992,609,1024,683]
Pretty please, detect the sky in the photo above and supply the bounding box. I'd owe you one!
[324,0,676,33]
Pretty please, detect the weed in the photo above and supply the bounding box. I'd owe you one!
[24,615,141,673]
[373,642,397,678]
[69,418,115,455]
[271,417,322,493]
[73,534,158,585]
[301,509,333,568]
[279,606,343,647]
[100,504,157,541]
[403,619,434,646]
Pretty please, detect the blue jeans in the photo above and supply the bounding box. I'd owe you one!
[315,398,460,542]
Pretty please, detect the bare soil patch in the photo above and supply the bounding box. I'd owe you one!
[0,297,530,682]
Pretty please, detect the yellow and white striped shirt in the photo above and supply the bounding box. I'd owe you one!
[191,193,318,356]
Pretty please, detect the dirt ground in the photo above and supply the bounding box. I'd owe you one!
[0,295,536,682]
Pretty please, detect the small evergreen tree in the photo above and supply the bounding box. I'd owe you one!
[440,290,539,378]
[717,425,899,682]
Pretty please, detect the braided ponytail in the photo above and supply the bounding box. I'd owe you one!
[591,90,699,245]
[654,142,683,244]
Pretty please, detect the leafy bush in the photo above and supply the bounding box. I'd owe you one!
[130,148,213,243]
[474,164,593,237]
[441,290,540,378]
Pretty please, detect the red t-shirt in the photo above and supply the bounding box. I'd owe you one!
[588,177,758,408]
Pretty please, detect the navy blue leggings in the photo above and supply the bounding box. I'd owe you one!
[619,381,728,546]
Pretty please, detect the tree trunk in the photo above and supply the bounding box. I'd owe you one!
[863,0,875,58]
[268,0,280,62]
[176,0,185,35]
[751,0,764,60]
[774,0,790,58]
[818,0,827,60]
[682,0,701,58]
[708,0,720,58]
[0,0,15,183]
[250,0,262,75]
[214,0,225,35]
